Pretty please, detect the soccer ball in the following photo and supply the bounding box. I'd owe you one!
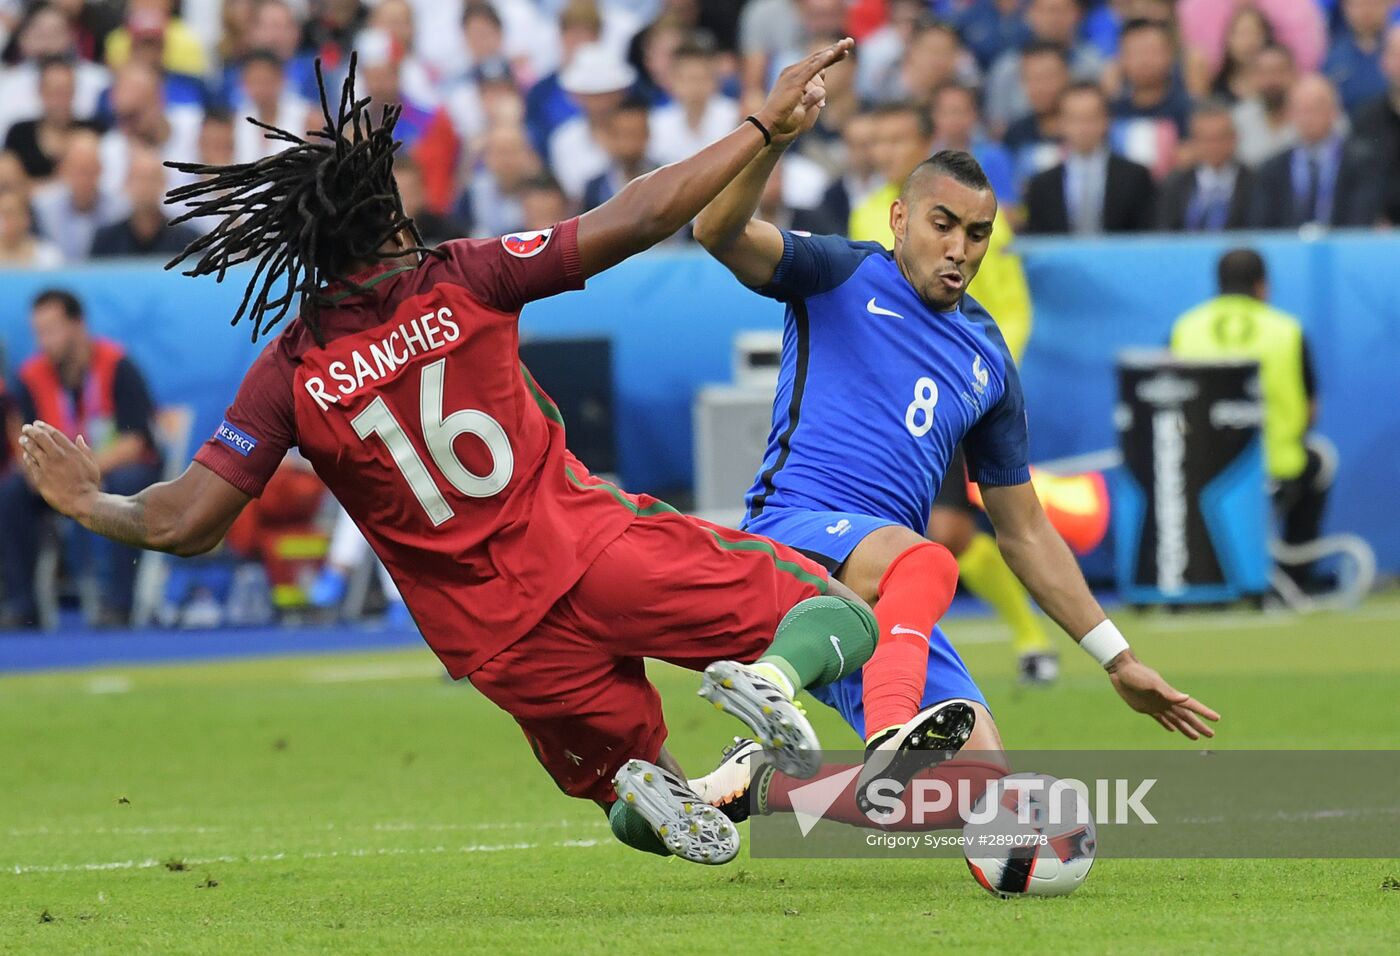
[962,772,1097,898]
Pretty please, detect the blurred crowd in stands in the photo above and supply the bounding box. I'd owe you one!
[0,0,1393,270]
[3,0,1400,629]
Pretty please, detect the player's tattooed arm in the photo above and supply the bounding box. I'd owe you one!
[18,421,250,557]
[576,38,851,278]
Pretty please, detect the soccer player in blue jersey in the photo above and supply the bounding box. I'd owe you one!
[689,144,1219,820]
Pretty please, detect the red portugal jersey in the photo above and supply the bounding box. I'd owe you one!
[194,220,641,677]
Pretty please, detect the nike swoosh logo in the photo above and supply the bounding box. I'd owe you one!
[866,297,904,319]
[890,624,925,639]
[829,634,845,673]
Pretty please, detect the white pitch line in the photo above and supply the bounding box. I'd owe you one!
[85,675,133,695]
[4,820,608,839]
[5,838,607,876]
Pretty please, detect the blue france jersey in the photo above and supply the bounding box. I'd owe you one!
[743,231,1031,533]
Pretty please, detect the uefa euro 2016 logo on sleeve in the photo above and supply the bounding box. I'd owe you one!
[215,420,259,457]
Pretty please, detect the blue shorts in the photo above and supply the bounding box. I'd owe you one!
[743,507,988,741]
[742,507,899,570]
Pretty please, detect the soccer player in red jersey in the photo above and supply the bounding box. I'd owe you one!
[16,46,875,866]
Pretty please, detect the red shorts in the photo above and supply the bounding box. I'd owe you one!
[467,505,828,803]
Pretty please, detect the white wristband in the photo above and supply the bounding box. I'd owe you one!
[1080,620,1130,668]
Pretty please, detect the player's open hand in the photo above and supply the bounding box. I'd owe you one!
[755,37,854,146]
[18,421,101,520]
[1107,652,1220,740]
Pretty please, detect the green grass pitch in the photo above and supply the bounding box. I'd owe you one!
[3,597,1398,954]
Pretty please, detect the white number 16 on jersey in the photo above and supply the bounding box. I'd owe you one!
[905,376,939,438]
[351,358,514,526]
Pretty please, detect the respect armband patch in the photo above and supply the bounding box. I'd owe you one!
[215,420,259,457]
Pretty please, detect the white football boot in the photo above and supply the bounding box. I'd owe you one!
[613,759,740,865]
[699,660,822,778]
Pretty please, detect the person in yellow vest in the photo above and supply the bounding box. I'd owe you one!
[1171,248,1331,590]
[0,290,161,629]
[848,103,1056,683]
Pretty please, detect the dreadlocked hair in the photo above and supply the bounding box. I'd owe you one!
[164,53,443,344]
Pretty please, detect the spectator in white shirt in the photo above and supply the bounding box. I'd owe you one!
[647,41,739,167]
[446,0,561,87]
[463,1,508,72]
[99,61,203,199]
[583,97,657,211]
[402,0,467,80]
[793,110,883,235]
[739,0,801,103]
[549,43,636,201]
[1233,44,1301,165]
[857,0,933,103]
[461,122,544,238]
[233,50,311,165]
[32,131,124,262]
[3,56,101,182]
[881,21,978,108]
[0,5,109,140]
[741,0,844,105]
[175,110,235,236]
[366,0,440,114]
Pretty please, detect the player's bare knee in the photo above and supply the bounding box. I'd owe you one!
[838,525,929,604]
[824,576,865,607]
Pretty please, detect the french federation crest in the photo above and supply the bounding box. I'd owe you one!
[972,354,989,393]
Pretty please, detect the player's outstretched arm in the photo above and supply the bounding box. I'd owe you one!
[980,481,1221,739]
[688,83,828,289]
[18,420,250,557]
[692,63,835,288]
[574,37,851,279]
[690,146,787,289]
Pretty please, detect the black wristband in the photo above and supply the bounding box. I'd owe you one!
[744,114,772,146]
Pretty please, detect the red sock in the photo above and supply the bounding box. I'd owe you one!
[763,759,1008,830]
[861,542,959,741]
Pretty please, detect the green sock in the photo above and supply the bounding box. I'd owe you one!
[608,800,671,857]
[759,595,878,693]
